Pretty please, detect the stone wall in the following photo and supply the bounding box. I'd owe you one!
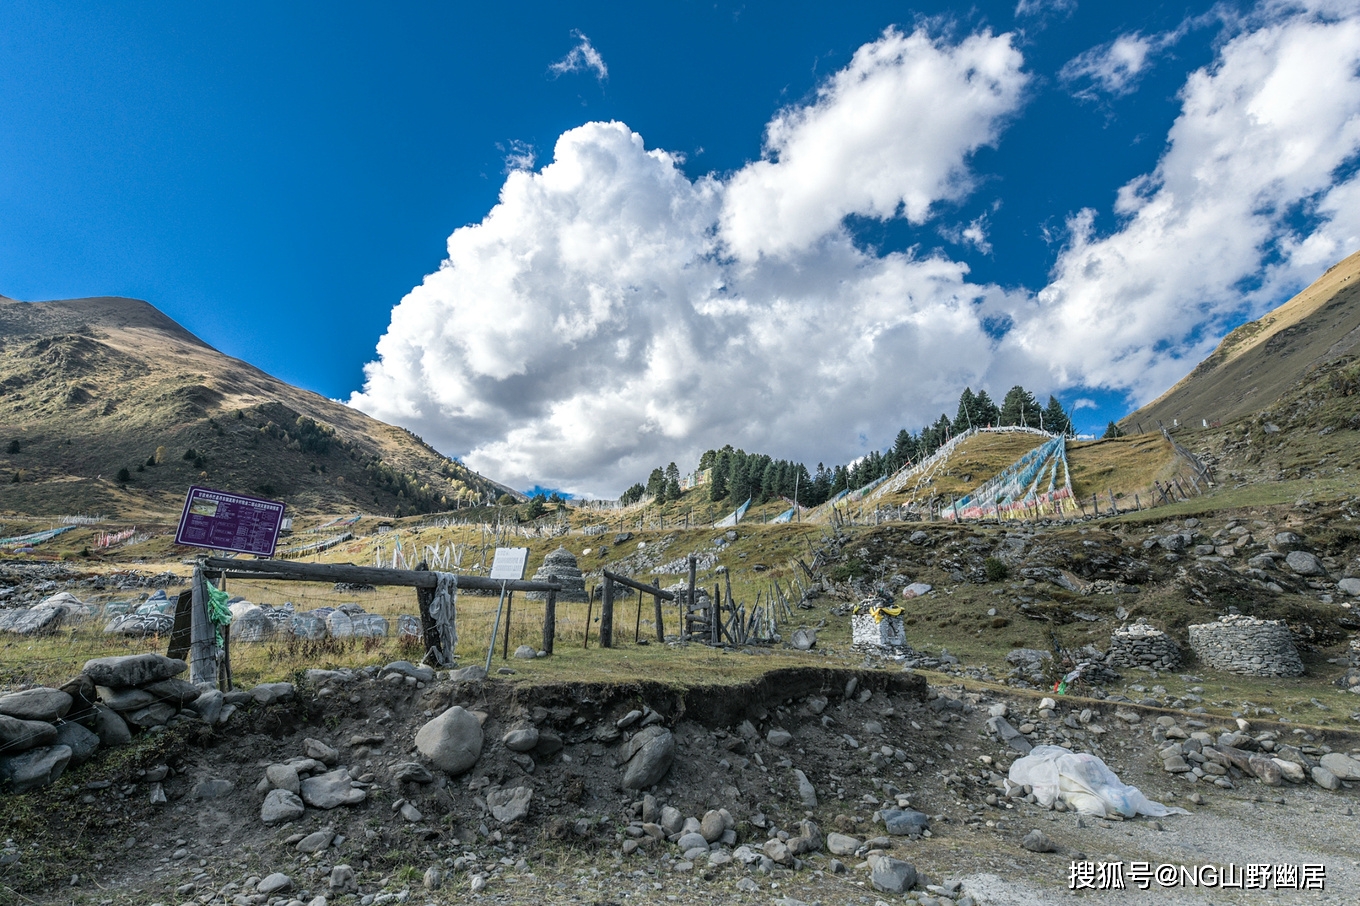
[1104,619,1181,670]
[1188,614,1303,676]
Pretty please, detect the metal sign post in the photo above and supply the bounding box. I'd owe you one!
[485,547,528,672]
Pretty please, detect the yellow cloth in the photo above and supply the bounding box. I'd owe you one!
[869,604,903,623]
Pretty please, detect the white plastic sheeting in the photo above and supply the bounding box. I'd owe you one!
[1008,745,1188,818]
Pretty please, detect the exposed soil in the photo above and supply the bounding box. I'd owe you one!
[4,665,1358,906]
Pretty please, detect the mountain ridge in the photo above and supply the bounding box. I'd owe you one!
[1124,248,1360,431]
[0,294,521,517]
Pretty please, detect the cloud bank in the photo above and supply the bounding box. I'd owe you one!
[352,7,1360,496]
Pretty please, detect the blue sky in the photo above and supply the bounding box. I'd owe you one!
[3,1,1358,496]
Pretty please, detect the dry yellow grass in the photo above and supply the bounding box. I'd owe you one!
[1066,432,1182,503]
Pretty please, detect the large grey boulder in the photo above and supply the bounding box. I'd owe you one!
[261,789,306,824]
[54,722,101,767]
[1337,577,1360,597]
[0,688,73,722]
[1285,550,1326,577]
[869,855,917,893]
[1311,766,1341,790]
[91,705,131,747]
[618,725,675,790]
[415,706,483,776]
[83,654,187,689]
[0,744,72,793]
[301,768,366,809]
[1319,753,1360,781]
[487,786,532,823]
[0,714,58,754]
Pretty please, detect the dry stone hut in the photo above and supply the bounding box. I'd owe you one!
[1188,613,1304,676]
[1104,619,1182,670]
[526,546,588,602]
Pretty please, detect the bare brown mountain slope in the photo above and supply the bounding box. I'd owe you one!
[0,294,520,517]
[1123,248,1360,431]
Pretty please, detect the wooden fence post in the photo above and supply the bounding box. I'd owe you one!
[711,585,721,646]
[653,590,665,643]
[601,575,614,648]
[189,567,215,686]
[415,561,438,662]
[543,588,557,655]
[687,555,697,641]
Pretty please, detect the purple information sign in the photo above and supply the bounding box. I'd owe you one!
[175,485,285,557]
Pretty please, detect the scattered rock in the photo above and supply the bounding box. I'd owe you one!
[869,855,917,893]
[827,832,861,856]
[1319,752,1360,781]
[261,789,306,824]
[297,830,335,853]
[300,769,366,809]
[793,768,818,809]
[882,808,929,836]
[1285,551,1326,577]
[618,726,675,790]
[257,872,292,895]
[1021,830,1058,853]
[487,785,533,823]
[415,706,484,776]
[502,726,539,752]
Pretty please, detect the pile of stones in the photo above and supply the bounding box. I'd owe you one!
[1104,619,1182,670]
[1188,614,1304,676]
[0,653,237,793]
[229,601,397,643]
[525,546,588,602]
[1153,714,1360,791]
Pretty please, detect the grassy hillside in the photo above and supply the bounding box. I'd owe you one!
[0,295,518,518]
[1125,248,1360,431]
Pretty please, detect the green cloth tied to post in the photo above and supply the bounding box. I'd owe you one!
[205,580,232,647]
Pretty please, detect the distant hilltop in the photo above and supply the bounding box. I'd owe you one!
[0,294,520,517]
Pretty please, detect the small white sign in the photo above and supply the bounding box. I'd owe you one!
[489,547,529,580]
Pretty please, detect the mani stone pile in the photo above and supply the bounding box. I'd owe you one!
[1188,614,1304,676]
[526,546,587,602]
[1103,619,1182,671]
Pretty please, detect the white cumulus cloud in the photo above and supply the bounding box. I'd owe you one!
[720,27,1027,260]
[1010,1,1360,401]
[351,27,1028,495]
[352,6,1360,496]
